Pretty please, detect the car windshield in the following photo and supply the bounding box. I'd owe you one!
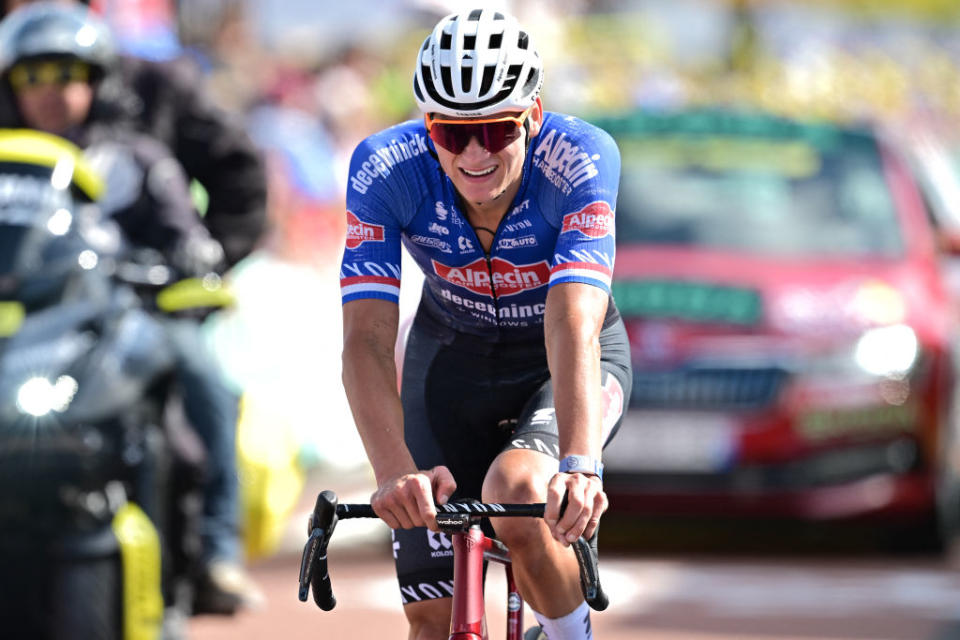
[612,113,904,258]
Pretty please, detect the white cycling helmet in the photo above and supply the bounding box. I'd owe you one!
[413,8,543,118]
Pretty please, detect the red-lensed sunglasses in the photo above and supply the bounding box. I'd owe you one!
[424,104,535,155]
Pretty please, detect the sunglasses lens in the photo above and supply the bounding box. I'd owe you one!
[429,122,470,154]
[429,120,522,154]
[480,121,521,153]
[9,60,90,91]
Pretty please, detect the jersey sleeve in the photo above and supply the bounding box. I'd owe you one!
[546,123,621,294]
[340,136,408,305]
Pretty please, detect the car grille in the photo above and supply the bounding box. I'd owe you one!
[630,367,788,410]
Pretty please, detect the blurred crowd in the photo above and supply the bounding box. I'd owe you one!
[121,0,960,270]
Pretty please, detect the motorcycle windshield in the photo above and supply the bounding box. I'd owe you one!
[0,162,84,307]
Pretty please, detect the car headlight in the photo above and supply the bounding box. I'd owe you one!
[853,324,919,378]
[16,375,79,417]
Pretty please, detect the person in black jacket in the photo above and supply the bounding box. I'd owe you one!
[0,0,268,268]
[112,53,267,267]
[0,2,263,615]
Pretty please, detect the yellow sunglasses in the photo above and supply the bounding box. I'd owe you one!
[8,59,91,91]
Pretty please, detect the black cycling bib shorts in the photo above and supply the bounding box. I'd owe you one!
[392,300,633,605]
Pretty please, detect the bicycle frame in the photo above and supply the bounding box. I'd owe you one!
[449,523,521,640]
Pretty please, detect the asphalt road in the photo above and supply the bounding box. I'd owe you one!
[188,540,960,640]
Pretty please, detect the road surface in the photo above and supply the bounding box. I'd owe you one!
[189,541,960,640]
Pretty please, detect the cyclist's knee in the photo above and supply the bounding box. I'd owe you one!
[482,450,550,506]
[404,597,452,640]
[483,469,542,505]
[483,459,550,551]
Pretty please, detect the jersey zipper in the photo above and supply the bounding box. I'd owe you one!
[468,223,500,319]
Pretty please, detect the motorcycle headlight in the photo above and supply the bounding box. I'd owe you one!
[853,324,919,378]
[16,375,79,417]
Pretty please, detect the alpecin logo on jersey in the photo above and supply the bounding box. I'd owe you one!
[561,202,614,239]
[532,129,600,195]
[345,211,384,249]
[432,257,551,297]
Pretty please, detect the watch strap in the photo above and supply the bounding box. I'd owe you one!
[558,454,603,481]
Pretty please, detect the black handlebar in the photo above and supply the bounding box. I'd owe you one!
[297,490,609,612]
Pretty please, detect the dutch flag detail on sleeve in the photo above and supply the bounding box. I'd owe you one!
[341,275,401,304]
[549,262,613,292]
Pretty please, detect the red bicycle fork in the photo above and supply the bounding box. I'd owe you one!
[448,526,524,640]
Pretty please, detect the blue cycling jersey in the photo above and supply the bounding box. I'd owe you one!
[340,111,621,338]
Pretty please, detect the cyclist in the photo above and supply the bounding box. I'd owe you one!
[340,8,631,640]
[0,2,262,615]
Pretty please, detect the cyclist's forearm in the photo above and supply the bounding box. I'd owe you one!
[544,284,606,460]
[342,344,416,481]
[342,301,417,482]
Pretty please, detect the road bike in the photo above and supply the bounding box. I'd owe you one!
[298,490,608,640]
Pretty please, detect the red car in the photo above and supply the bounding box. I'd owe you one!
[599,108,960,543]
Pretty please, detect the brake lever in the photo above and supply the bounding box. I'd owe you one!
[298,525,324,602]
[297,490,340,609]
[573,531,609,611]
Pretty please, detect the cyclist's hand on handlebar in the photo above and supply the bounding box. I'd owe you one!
[371,465,457,532]
[545,472,607,545]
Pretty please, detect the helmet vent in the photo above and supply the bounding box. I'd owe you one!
[468,9,482,20]
[521,68,539,94]
[440,32,452,49]
[461,67,472,93]
[517,32,529,50]
[488,33,502,48]
[479,65,496,96]
[440,65,454,96]
[505,63,523,86]
[463,34,476,50]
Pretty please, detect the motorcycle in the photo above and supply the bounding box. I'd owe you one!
[0,129,231,639]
